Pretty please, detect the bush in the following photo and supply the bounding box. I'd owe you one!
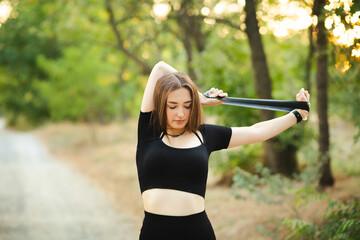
[282,198,360,240]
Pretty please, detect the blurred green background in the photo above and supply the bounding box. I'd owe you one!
[1,0,359,178]
[1,0,360,238]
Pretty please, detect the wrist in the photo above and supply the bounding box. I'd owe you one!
[297,109,309,121]
[198,91,206,105]
[291,109,303,123]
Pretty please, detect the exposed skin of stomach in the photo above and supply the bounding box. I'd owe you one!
[142,188,205,216]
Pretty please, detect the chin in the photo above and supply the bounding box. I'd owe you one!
[171,125,185,130]
[169,122,188,130]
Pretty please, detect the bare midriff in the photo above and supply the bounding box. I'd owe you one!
[142,188,205,216]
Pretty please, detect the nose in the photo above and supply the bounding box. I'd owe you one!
[177,107,185,117]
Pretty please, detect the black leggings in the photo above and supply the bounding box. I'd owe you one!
[139,211,216,240]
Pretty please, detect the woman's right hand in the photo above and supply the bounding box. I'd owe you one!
[200,88,228,106]
[295,88,310,121]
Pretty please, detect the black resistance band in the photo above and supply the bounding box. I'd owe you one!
[204,92,310,112]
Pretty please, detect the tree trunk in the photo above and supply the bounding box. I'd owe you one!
[175,0,207,81]
[305,25,315,92]
[245,0,298,176]
[313,0,334,188]
[181,27,197,81]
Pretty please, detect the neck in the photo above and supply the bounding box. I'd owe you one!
[166,128,186,137]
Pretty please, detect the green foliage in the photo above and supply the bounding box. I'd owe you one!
[282,198,360,240]
[232,154,360,240]
[282,218,319,240]
[36,45,122,122]
[0,0,146,125]
[232,163,294,204]
[233,162,360,240]
[320,198,360,240]
[210,143,261,178]
[330,64,360,143]
[0,0,61,125]
[195,30,258,127]
[324,1,360,71]
[231,156,326,205]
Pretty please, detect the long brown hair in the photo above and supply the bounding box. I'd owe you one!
[152,72,203,133]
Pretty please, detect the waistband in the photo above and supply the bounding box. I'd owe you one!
[144,210,207,223]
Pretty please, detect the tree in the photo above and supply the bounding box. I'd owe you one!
[170,0,207,81]
[244,0,299,177]
[36,46,120,123]
[0,0,61,125]
[105,0,152,75]
[313,0,334,188]
[105,0,210,81]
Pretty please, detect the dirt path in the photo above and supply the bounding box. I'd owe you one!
[0,126,138,240]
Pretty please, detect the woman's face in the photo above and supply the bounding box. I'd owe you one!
[166,87,192,132]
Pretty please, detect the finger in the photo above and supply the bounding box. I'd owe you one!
[211,88,219,97]
[220,92,228,97]
[304,90,309,96]
[301,93,307,101]
[298,93,306,101]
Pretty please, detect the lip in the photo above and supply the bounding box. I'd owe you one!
[174,120,185,125]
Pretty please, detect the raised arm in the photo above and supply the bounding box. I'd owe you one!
[227,88,310,148]
[141,61,177,112]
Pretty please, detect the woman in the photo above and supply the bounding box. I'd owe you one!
[136,61,310,240]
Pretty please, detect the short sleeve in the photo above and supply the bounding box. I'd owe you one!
[137,111,160,146]
[201,124,232,153]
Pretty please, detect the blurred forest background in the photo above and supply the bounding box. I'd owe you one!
[1,0,360,239]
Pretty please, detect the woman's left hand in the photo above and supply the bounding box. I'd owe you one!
[296,88,310,121]
[200,88,228,106]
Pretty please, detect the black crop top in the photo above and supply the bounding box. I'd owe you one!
[136,111,232,198]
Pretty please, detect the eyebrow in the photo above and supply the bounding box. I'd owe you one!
[168,100,192,104]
